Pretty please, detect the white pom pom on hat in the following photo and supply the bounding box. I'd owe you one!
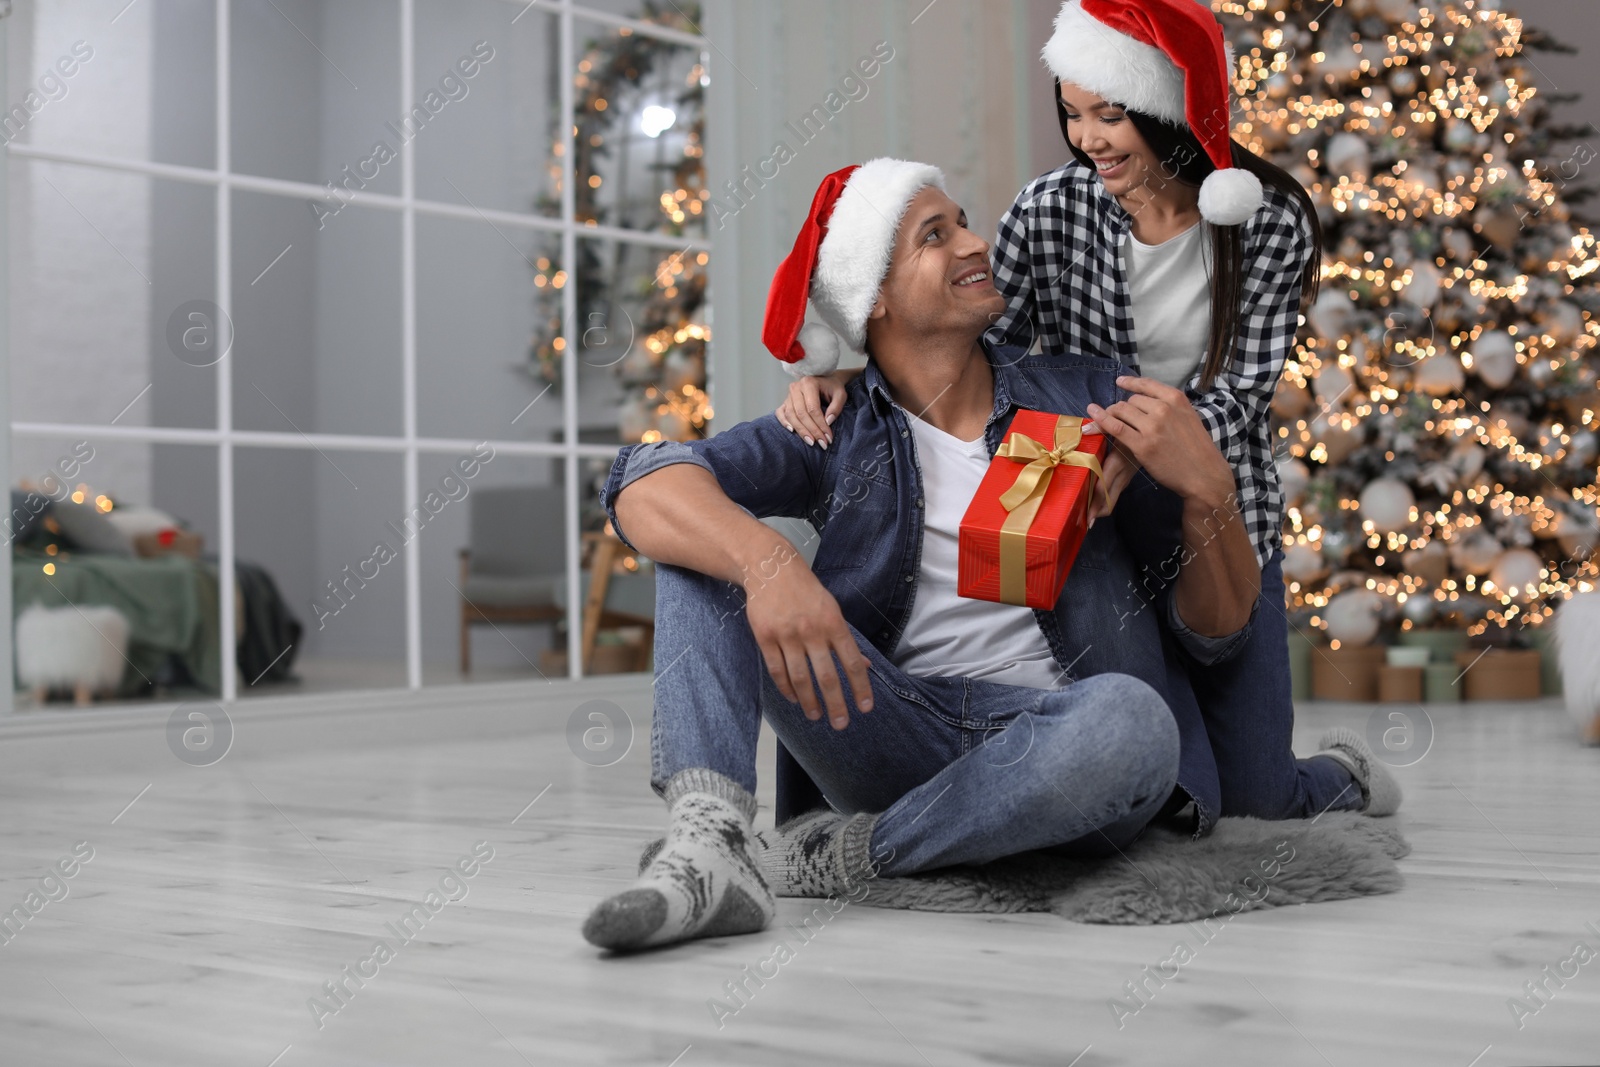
[1042,0,1264,226]
[791,310,846,378]
[763,159,946,377]
[1199,166,1265,225]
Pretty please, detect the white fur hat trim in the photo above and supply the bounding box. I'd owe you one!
[1043,1,1186,123]
[1041,0,1234,126]
[811,158,946,354]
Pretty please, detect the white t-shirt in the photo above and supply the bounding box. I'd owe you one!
[1124,222,1212,389]
[890,410,1067,690]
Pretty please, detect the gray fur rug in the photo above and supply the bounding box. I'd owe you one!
[847,812,1410,924]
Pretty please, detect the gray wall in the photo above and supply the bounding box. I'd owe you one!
[704,0,1075,430]
[8,0,154,501]
[151,0,234,631]
[1506,0,1600,225]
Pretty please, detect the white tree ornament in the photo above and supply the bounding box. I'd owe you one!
[1359,477,1416,532]
[1489,547,1545,600]
[1470,329,1518,389]
[1283,542,1329,584]
[1325,590,1384,647]
[1413,354,1465,396]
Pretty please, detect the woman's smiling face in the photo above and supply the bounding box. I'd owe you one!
[1057,80,1161,198]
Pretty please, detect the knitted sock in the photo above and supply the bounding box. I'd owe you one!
[1315,727,1403,817]
[582,770,774,952]
[758,808,881,898]
[636,808,884,897]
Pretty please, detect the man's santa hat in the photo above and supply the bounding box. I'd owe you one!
[1042,0,1263,225]
[763,158,945,377]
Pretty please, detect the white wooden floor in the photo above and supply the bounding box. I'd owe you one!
[0,682,1596,1067]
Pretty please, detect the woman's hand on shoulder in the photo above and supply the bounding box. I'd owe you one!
[777,369,858,448]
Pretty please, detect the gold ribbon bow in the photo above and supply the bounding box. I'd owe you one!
[994,415,1103,605]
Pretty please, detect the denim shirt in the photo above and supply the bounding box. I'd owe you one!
[600,339,1249,833]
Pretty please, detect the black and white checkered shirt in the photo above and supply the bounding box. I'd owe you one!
[990,158,1314,570]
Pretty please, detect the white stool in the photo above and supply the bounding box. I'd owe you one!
[15,603,131,706]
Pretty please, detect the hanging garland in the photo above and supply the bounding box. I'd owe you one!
[527,1,713,443]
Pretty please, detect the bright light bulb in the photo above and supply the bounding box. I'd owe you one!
[641,105,676,138]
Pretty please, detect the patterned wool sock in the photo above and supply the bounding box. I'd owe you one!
[636,808,884,898]
[757,807,881,898]
[582,770,774,952]
[1315,727,1403,816]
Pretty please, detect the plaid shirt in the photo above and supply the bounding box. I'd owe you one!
[990,159,1314,569]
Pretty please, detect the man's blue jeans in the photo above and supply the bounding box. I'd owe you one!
[648,563,1181,877]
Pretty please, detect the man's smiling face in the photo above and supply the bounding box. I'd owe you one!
[867,185,1006,349]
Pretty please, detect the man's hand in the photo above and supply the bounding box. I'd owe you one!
[1088,442,1138,525]
[744,557,874,730]
[776,370,856,448]
[613,462,876,723]
[1086,376,1234,507]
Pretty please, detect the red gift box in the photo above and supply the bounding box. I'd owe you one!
[957,410,1106,609]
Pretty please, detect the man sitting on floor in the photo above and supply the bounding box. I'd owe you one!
[580,159,1392,953]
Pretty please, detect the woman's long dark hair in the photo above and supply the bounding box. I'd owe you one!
[1054,79,1323,390]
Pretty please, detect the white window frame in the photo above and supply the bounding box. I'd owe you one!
[4,0,715,703]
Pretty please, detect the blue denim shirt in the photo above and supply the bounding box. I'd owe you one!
[600,340,1250,832]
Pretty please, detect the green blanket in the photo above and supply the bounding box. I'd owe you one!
[12,549,222,695]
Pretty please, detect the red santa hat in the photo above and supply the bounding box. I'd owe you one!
[1042,0,1263,226]
[763,158,946,377]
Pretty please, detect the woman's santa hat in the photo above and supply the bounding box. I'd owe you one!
[1042,0,1263,225]
[763,158,945,377]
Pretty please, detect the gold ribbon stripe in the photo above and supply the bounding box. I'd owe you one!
[994,416,1103,605]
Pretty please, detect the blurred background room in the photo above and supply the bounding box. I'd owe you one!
[3,0,1597,714]
[3,0,1084,709]
[3,5,1599,1066]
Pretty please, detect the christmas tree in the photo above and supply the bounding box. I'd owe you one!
[528,0,712,445]
[1216,0,1600,647]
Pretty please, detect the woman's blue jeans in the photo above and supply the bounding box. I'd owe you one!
[647,563,1182,877]
[1113,471,1359,820]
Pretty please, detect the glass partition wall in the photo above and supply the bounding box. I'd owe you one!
[6,0,711,703]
